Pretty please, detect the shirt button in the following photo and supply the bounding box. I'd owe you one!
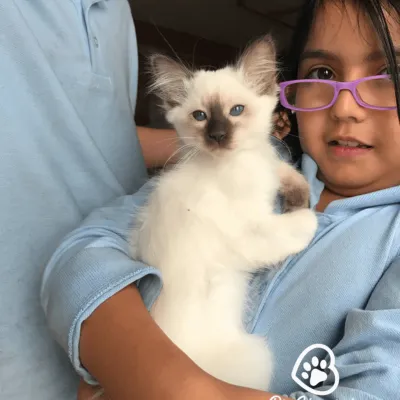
[93,36,99,47]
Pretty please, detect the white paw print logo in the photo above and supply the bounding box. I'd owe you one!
[291,344,339,396]
[301,356,328,387]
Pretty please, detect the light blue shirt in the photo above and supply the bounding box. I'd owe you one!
[42,153,400,400]
[0,1,147,399]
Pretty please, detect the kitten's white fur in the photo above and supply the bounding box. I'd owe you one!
[130,36,317,391]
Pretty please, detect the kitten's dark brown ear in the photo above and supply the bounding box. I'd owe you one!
[236,35,278,95]
[148,54,192,110]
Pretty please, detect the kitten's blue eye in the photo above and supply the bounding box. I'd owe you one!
[230,105,245,116]
[192,110,207,121]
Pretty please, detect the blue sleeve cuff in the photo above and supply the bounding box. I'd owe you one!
[44,246,162,384]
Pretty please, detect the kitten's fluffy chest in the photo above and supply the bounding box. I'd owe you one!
[143,147,280,390]
[164,147,279,220]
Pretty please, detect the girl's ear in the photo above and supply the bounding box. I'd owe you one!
[236,34,278,95]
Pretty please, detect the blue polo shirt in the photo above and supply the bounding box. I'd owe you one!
[42,150,400,400]
[0,1,147,399]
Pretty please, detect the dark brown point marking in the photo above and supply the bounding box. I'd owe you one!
[204,100,233,150]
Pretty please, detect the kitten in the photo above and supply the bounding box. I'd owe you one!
[130,35,318,391]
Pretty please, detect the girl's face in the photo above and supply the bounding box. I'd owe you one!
[297,2,400,197]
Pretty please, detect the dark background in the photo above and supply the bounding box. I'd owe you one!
[129,0,304,127]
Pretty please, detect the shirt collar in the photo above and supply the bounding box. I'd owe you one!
[300,152,400,212]
[301,153,324,209]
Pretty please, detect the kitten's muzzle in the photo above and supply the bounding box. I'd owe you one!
[208,131,227,144]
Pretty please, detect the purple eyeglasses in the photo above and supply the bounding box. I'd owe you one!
[279,74,397,112]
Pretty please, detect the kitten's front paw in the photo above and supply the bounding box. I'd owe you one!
[288,208,318,246]
[278,162,311,212]
[280,172,311,212]
[282,184,310,212]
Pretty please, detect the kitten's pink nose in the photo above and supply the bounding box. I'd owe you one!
[208,131,226,143]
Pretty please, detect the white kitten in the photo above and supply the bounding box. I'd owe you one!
[130,35,318,391]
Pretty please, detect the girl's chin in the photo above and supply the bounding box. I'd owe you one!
[317,169,377,195]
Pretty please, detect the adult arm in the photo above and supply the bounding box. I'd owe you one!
[137,126,179,168]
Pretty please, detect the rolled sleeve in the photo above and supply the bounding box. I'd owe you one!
[40,180,162,383]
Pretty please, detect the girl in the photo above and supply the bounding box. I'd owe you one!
[42,0,400,399]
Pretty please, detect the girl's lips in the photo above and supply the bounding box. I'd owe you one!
[328,144,373,157]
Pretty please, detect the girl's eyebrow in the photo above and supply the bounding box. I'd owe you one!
[299,49,339,63]
[366,48,400,61]
[300,48,400,64]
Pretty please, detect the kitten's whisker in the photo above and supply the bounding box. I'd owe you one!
[180,147,200,166]
[272,136,293,160]
[154,136,192,145]
[180,143,201,164]
[176,149,191,164]
[280,133,298,139]
[179,151,193,166]
[164,144,194,168]
[150,20,185,67]
[191,38,200,69]
[283,132,306,141]
[177,146,198,165]
[154,137,181,144]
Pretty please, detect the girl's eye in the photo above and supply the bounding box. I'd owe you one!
[230,105,245,116]
[192,110,207,121]
[379,66,400,77]
[306,67,334,80]
[379,66,391,76]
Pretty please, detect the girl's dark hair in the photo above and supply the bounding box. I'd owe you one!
[283,0,400,161]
